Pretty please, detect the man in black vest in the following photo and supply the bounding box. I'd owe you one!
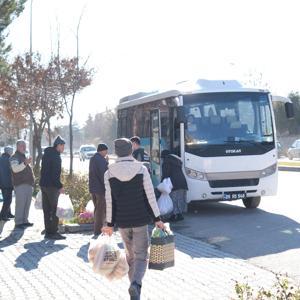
[102,138,164,300]
[40,136,66,240]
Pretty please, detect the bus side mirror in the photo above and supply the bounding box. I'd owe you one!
[176,106,187,124]
[285,102,294,119]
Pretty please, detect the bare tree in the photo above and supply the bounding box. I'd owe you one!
[54,9,93,177]
[0,53,64,173]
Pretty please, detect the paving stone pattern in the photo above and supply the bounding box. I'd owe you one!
[0,205,277,300]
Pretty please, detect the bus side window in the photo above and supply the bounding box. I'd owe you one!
[118,109,128,137]
[171,108,180,156]
[161,111,171,151]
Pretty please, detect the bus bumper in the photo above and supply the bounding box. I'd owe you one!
[186,172,278,203]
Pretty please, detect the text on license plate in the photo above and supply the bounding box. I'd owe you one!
[223,192,246,200]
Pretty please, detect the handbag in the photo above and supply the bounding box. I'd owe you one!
[149,227,175,270]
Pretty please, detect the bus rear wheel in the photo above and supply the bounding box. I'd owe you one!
[242,196,261,209]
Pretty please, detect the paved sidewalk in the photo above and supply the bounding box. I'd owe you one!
[0,202,277,300]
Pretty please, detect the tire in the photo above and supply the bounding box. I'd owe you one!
[243,196,261,209]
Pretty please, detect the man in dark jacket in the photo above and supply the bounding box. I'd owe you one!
[89,143,109,236]
[40,136,66,240]
[161,150,188,222]
[130,136,148,162]
[102,138,164,300]
[0,146,14,221]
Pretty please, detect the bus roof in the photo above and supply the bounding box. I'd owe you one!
[118,79,269,109]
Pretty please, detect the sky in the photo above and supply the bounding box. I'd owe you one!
[6,0,300,126]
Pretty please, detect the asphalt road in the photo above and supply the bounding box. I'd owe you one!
[62,155,90,174]
[172,171,300,284]
[61,155,116,174]
[62,155,300,283]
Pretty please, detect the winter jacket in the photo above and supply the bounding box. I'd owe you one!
[39,147,63,189]
[0,153,13,189]
[10,151,35,187]
[132,148,149,162]
[162,154,188,191]
[89,153,108,195]
[104,156,160,228]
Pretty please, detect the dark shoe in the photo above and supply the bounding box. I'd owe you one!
[22,222,34,227]
[15,224,25,229]
[45,233,66,240]
[0,216,10,221]
[129,282,141,300]
[7,213,15,219]
[92,233,100,239]
[176,214,184,221]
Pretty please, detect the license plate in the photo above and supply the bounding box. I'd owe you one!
[223,192,246,200]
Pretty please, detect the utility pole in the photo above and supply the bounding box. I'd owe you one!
[29,0,33,159]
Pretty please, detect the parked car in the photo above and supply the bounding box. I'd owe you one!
[287,139,300,160]
[79,145,97,161]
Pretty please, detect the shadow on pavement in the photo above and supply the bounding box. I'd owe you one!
[77,242,90,263]
[0,226,25,249]
[171,202,300,259]
[15,240,67,271]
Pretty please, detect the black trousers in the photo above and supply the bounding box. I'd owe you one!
[41,187,60,234]
[0,188,13,218]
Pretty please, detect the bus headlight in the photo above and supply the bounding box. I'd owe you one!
[260,164,277,178]
[185,167,206,180]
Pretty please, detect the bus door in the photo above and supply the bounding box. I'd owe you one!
[150,109,161,186]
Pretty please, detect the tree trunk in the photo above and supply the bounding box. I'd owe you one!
[47,119,52,146]
[33,131,43,176]
[69,114,73,177]
[16,127,20,139]
[32,131,37,165]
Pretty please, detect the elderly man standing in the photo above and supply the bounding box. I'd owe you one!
[10,140,34,229]
[0,146,14,221]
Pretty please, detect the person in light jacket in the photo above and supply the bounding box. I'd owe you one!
[102,138,164,300]
[161,150,188,222]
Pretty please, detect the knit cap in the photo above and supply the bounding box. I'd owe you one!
[114,138,132,157]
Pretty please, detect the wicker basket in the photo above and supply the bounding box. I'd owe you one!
[149,234,175,270]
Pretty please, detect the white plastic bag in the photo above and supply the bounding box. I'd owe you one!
[157,193,173,215]
[85,200,94,215]
[88,235,121,276]
[106,252,129,281]
[157,178,173,194]
[34,190,43,210]
[56,194,74,220]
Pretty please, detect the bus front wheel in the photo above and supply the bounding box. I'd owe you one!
[242,196,261,209]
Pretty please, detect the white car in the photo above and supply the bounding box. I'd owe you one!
[79,145,97,161]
